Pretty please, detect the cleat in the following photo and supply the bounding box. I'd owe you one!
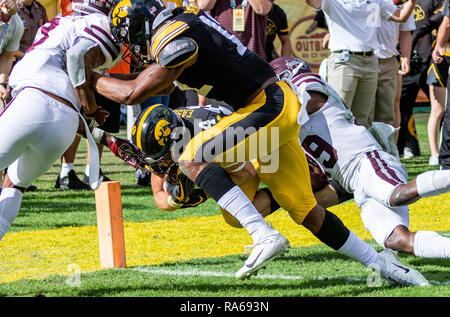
[83,169,111,185]
[376,249,430,287]
[56,170,91,190]
[235,231,290,279]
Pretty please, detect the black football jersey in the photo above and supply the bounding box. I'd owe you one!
[173,104,233,136]
[151,7,276,110]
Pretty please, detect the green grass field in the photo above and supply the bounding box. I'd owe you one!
[0,113,449,302]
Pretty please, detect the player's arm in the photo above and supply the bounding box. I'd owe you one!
[388,0,416,23]
[67,40,106,115]
[248,0,273,16]
[151,173,178,211]
[93,36,198,105]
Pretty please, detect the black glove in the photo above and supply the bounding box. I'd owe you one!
[180,189,208,208]
[166,166,195,208]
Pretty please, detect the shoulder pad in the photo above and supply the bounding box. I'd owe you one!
[157,37,198,68]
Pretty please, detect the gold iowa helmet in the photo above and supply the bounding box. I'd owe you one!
[109,0,172,63]
[131,104,182,166]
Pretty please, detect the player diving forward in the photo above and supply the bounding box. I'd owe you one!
[92,0,429,285]
[271,57,450,259]
[0,0,123,241]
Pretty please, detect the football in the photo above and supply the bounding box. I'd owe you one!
[392,0,407,5]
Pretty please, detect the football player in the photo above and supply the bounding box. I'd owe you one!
[130,102,430,286]
[91,0,429,285]
[0,0,122,241]
[271,56,450,260]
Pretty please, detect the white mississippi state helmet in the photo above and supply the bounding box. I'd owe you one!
[71,0,116,16]
[269,57,312,82]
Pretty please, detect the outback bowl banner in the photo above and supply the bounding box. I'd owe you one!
[275,0,329,71]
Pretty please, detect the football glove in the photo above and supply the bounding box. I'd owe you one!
[85,106,110,127]
[180,189,208,208]
[107,136,148,169]
[166,166,195,207]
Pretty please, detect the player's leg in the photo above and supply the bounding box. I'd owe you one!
[56,135,91,190]
[361,198,450,259]
[0,89,79,240]
[178,82,300,277]
[259,139,428,286]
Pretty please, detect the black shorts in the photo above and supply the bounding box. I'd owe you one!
[94,92,121,133]
[426,60,449,87]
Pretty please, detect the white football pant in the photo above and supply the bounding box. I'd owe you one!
[0,88,79,187]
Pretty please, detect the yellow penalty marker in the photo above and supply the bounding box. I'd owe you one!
[95,181,126,269]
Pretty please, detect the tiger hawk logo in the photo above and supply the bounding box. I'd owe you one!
[155,119,172,146]
[111,0,132,27]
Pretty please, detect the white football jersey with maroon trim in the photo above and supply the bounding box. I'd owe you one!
[9,13,121,111]
[289,73,383,192]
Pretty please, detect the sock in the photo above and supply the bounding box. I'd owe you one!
[0,188,23,241]
[414,230,450,258]
[338,231,379,267]
[218,186,275,243]
[85,165,90,177]
[60,163,74,178]
[195,164,274,243]
[416,170,450,198]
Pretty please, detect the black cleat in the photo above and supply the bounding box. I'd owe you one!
[83,169,111,185]
[55,170,91,190]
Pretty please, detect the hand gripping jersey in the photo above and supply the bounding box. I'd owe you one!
[151,7,275,109]
[291,73,383,192]
[9,13,122,111]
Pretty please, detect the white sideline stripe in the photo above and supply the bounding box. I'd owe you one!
[134,267,365,283]
[133,267,450,285]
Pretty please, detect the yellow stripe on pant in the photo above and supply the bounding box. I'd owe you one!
[179,81,317,225]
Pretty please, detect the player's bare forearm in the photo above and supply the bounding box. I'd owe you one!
[94,63,183,105]
[76,85,97,115]
[151,173,177,211]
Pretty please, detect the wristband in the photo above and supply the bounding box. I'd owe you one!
[0,83,7,89]
[92,127,106,143]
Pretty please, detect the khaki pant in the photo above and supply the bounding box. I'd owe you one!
[371,56,398,126]
[327,52,378,128]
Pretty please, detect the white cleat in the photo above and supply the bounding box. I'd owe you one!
[235,231,290,279]
[376,249,430,287]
